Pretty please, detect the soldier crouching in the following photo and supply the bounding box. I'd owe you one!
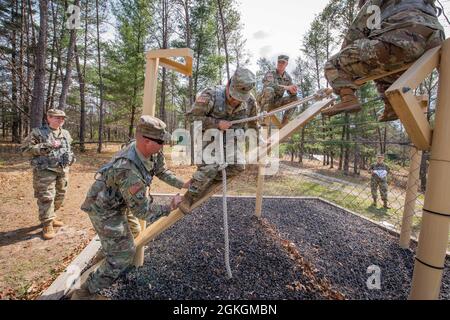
[70,115,188,300]
[178,67,260,213]
[21,109,75,240]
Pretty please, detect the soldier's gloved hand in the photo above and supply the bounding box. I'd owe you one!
[170,193,183,211]
[218,120,232,131]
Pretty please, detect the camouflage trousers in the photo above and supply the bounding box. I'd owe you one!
[85,208,136,294]
[371,176,388,203]
[186,163,245,201]
[258,87,298,123]
[325,27,444,96]
[32,168,69,224]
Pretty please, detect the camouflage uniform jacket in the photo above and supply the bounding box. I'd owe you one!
[262,70,296,100]
[81,142,184,221]
[187,85,260,131]
[21,125,74,173]
[370,163,390,180]
[344,0,444,48]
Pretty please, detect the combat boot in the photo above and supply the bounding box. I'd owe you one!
[42,222,56,240]
[378,97,398,122]
[53,219,64,227]
[178,193,194,215]
[321,88,361,117]
[70,282,109,300]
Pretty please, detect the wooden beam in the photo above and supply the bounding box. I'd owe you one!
[142,58,159,116]
[159,57,193,76]
[354,64,412,86]
[388,45,441,92]
[146,48,194,59]
[385,90,432,150]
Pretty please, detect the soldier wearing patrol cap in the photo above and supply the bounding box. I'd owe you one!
[258,54,299,125]
[178,67,260,213]
[71,115,188,300]
[21,109,75,240]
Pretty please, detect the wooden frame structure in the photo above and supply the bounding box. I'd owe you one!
[134,48,193,267]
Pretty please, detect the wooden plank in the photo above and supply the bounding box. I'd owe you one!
[354,64,412,86]
[39,236,101,300]
[142,58,159,116]
[388,46,441,92]
[146,48,194,59]
[159,57,193,76]
[385,90,432,150]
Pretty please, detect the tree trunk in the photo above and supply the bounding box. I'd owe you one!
[217,0,230,81]
[75,43,86,152]
[58,0,79,110]
[30,0,48,129]
[96,0,104,153]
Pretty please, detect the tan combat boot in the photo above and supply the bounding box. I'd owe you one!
[53,219,64,227]
[378,97,398,122]
[178,193,194,215]
[42,222,56,240]
[70,283,109,300]
[322,88,361,117]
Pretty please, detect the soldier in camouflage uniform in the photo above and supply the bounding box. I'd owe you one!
[258,55,299,125]
[21,109,75,240]
[322,0,445,121]
[71,116,188,300]
[179,68,260,213]
[369,154,390,208]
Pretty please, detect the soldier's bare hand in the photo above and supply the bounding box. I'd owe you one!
[288,85,298,95]
[183,179,192,189]
[218,121,232,131]
[170,194,183,210]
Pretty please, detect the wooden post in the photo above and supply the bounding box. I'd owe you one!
[399,147,422,249]
[409,38,450,300]
[134,49,193,267]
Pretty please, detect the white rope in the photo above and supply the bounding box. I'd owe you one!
[218,130,232,279]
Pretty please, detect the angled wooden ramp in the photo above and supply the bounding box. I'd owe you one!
[78,98,333,280]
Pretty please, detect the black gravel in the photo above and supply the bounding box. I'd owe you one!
[102,197,450,300]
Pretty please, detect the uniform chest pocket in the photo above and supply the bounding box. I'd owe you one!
[95,187,125,212]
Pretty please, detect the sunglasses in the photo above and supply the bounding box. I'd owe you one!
[145,136,165,145]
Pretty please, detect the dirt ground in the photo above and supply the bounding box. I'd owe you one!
[0,143,198,300]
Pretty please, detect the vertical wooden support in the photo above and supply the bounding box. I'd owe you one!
[134,57,158,267]
[142,58,160,116]
[409,38,450,300]
[399,147,422,249]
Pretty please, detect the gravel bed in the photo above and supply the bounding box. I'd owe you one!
[102,197,450,300]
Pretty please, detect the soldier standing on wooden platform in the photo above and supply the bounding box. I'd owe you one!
[258,55,299,125]
[71,116,189,300]
[322,0,445,121]
[369,154,390,209]
[21,109,75,240]
[178,68,260,214]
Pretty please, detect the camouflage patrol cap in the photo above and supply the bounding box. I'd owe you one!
[137,115,172,143]
[229,67,256,102]
[377,154,385,158]
[47,109,66,117]
[278,55,289,62]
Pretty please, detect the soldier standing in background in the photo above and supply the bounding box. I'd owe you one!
[21,109,75,240]
[178,68,260,213]
[258,55,299,125]
[369,154,390,209]
[322,0,445,121]
[71,115,188,300]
